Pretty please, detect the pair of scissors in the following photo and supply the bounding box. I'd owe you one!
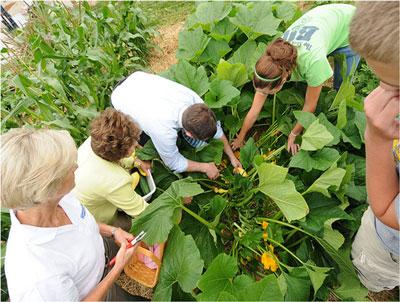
[108,231,147,267]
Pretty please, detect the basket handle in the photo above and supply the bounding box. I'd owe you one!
[135,246,161,267]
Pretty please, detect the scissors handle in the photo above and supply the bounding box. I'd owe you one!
[108,231,146,267]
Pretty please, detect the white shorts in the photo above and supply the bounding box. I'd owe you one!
[351,207,399,292]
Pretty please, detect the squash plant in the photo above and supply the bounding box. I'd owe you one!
[134,2,370,301]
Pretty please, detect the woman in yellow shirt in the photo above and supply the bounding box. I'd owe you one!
[73,108,151,230]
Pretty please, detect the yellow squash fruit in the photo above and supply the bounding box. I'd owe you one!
[138,167,147,176]
[131,172,140,189]
[233,167,248,177]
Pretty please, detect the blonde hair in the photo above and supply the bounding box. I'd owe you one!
[1,128,77,209]
[349,1,399,64]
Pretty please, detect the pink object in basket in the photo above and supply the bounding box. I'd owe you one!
[138,244,162,269]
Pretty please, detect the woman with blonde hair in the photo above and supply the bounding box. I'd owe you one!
[1,128,145,301]
[231,4,360,154]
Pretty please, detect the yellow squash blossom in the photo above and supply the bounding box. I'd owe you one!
[261,252,278,272]
[262,232,268,241]
[262,221,269,230]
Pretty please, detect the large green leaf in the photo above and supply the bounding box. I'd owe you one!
[174,60,209,97]
[240,137,259,169]
[303,166,346,197]
[198,39,232,65]
[334,271,368,301]
[336,99,347,129]
[289,148,340,172]
[230,3,281,40]
[197,253,237,301]
[304,261,331,298]
[298,196,354,237]
[131,178,204,245]
[282,267,311,301]
[193,2,232,30]
[228,40,266,74]
[293,111,317,129]
[204,79,240,109]
[235,275,283,301]
[181,139,224,165]
[301,120,333,151]
[176,27,210,61]
[197,254,283,301]
[275,2,299,23]
[210,18,237,42]
[153,226,204,301]
[216,59,248,87]
[136,140,159,160]
[341,123,363,149]
[329,80,355,110]
[257,163,309,222]
[317,113,341,146]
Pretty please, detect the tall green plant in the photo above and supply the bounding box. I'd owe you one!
[1,1,154,144]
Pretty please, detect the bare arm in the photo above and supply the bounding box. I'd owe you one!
[187,160,219,179]
[363,86,399,229]
[220,133,242,168]
[231,92,267,149]
[82,242,135,301]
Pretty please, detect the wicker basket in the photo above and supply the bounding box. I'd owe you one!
[124,242,166,288]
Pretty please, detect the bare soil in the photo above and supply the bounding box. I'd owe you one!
[148,21,184,74]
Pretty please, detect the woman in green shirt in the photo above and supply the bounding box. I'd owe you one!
[231,4,360,154]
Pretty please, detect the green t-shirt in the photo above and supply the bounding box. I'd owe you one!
[282,4,356,87]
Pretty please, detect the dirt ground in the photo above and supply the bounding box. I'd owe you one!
[147,21,184,74]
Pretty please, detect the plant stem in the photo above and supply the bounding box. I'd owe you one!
[235,192,255,207]
[257,217,313,237]
[181,205,214,230]
[272,93,277,124]
[267,237,304,265]
[286,236,306,249]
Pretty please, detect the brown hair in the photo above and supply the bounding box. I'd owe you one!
[350,2,399,64]
[253,38,297,91]
[182,103,217,140]
[90,108,141,162]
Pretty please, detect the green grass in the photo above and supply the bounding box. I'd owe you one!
[136,1,195,27]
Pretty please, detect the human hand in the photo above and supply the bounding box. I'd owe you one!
[364,86,399,141]
[136,159,152,173]
[112,241,137,273]
[113,227,134,246]
[203,163,220,180]
[231,137,244,150]
[230,156,243,169]
[287,133,300,155]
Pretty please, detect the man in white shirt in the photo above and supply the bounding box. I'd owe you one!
[111,71,241,179]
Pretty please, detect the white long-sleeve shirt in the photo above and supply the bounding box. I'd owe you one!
[111,71,223,173]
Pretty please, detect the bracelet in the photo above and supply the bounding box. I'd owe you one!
[289,131,299,137]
